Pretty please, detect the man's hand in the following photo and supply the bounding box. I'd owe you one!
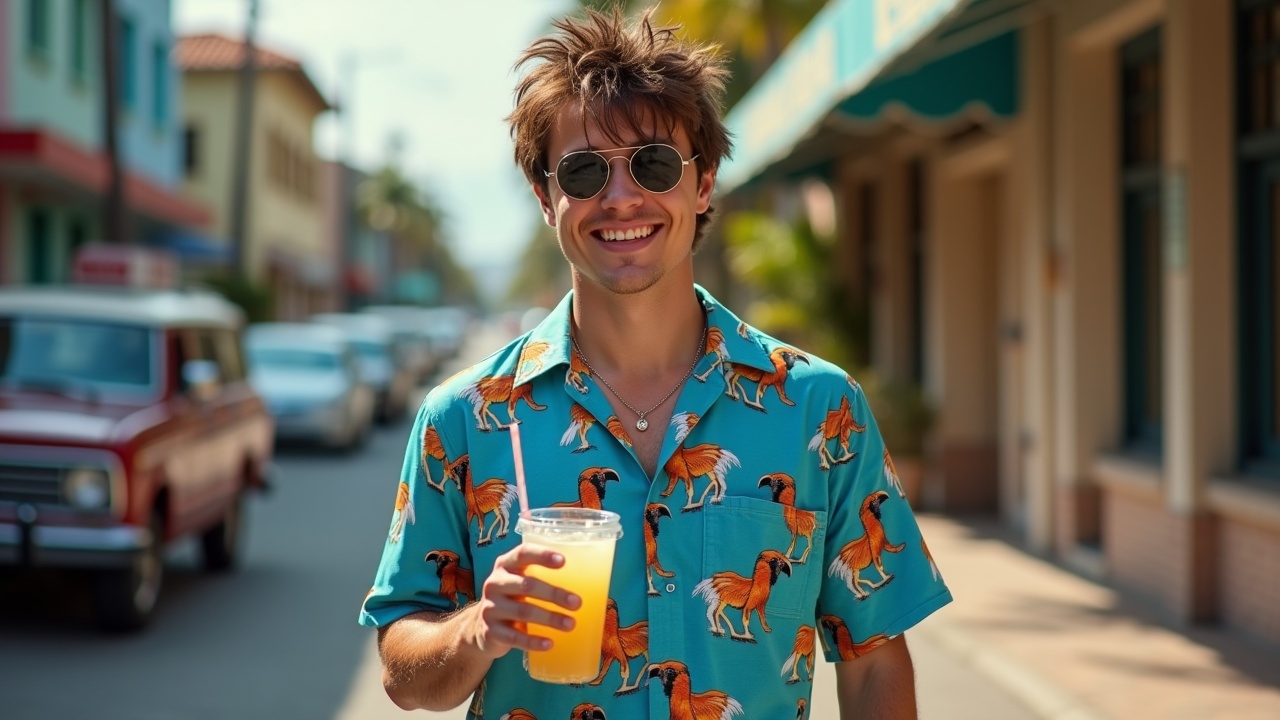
[378,542,581,711]
[465,542,583,657]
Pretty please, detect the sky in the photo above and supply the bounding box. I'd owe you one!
[174,0,575,302]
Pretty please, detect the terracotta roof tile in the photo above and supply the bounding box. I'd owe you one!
[175,33,302,72]
[176,33,330,111]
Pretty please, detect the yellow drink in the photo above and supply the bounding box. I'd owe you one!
[515,508,623,684]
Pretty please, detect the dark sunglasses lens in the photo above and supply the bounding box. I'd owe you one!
[631,145,685,193]
[557,152,609,199]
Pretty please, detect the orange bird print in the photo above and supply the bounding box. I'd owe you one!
[605,415,632,447]
[424,549,475,608]
[560,403,604,453]
[388,481,414,544]
[662,412,741,512]
[737,321,750,339]
[758,473,818,565]
[723,347,809,412]
[819,614,890,660]
[589,597,649,694]
[780,624,816,684]
[499,711,536,720]
[569,703,607,720]
[460,374,546,431]
[883,447,907,499]
[808,395,865,471]
[922,536,939,581]
[828,490,905,599]
[517,341,552,377]
[446,455,518,547]
[693,549,793,643]
[644,502,675,596]
[648,660,744,720]
[421,425,448,493]
[551,467,620,509]
[796,698,807,720]
[693,325,729,383]
[566,346,590,394]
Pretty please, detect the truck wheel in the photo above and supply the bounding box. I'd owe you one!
[201,491,242,572]
[92,512,164,632]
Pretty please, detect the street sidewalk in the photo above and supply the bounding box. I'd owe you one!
[912,513,1280,720]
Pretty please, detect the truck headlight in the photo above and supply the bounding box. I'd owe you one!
[63,468,111,509]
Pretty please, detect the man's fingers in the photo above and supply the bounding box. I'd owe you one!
[489,595,576,634]
[500,543,565,572]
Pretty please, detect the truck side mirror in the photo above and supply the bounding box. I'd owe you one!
[182,359,221,402]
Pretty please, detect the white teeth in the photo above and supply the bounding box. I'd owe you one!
[600,225,654,241]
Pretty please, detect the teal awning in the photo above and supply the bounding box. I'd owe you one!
[718,0,1028,193]
[836,30,1017,124]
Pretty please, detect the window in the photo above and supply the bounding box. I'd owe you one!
[118,16,137,111]
[71,0,89,83]
[1239,0,1280,474]
[1119,26,1164,456]
[184,124,200,176]
[151,42,168,129]
[26,0,50,59]
[26,209,51,285]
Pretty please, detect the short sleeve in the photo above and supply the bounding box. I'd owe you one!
[358,392,475,628]
[815,383,952,662]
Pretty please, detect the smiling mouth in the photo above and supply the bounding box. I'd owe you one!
[595,225,658,242]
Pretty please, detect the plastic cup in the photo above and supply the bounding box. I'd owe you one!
[514,507,623,684]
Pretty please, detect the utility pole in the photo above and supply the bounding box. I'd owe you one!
[100,0,129,243]
[228,0,260,277]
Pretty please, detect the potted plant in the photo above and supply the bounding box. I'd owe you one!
[859,374,936,508]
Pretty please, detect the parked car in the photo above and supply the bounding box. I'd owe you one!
[310,313,413,424]
[359,305,441,383]
[245,323,375,451]
[0,285,273,630]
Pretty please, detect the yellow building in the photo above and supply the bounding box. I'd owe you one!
[176,34,336,319]
[719,0,1280,645]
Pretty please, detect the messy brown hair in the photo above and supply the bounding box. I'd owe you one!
[508,5,733,248]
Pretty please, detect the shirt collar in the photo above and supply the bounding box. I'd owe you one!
[511,284,775,389]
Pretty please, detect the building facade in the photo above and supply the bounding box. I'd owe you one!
[177,33,335,320]
[0,0,207,284]
[720,0,1280,645]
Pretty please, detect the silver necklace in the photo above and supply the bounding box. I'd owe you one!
[570,324,707,432]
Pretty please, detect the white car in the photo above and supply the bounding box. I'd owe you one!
[246,323,375,451]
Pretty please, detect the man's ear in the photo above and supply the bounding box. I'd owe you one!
[695,167,716,214]
[533,182,557,228]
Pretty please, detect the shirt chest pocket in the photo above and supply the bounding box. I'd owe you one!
[699,495,827,621]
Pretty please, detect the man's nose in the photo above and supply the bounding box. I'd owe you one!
[599,155,643,210]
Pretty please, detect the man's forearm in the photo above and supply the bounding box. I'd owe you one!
[377,607,494,712]
[836,635,918,720]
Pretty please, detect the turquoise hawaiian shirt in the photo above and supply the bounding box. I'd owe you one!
[360,286,952,720]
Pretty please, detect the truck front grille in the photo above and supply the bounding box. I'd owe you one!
[0,463,62,505]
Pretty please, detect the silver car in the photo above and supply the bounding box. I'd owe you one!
[246,323,375,451]
[310,313,414,425]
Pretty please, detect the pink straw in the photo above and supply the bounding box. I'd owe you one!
[508,421,531,519]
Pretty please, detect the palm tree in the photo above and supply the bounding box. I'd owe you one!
[576,0,828,108]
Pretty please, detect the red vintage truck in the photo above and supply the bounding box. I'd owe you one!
[0,254,274,630]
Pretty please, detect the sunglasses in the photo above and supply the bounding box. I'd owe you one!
[545,144,699,200]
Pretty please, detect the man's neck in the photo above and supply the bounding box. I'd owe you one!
[569,275,705,382]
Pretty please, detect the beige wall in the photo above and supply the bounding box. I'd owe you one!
[180,68,331,319]
[246,71,329,286]
[181,74,238,242]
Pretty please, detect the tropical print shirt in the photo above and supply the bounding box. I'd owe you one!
[360,286,952,720]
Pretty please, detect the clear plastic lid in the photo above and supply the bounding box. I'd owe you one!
[514,507,623,540]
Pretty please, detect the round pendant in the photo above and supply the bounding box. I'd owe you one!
[636,418,649,432]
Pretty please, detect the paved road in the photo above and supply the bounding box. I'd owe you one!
[0,320,1039,720]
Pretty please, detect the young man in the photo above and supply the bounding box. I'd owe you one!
[360,8,951,719]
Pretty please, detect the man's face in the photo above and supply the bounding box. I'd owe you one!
[534,103,715,297]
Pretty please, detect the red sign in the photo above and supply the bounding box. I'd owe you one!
[71,244,178,288]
